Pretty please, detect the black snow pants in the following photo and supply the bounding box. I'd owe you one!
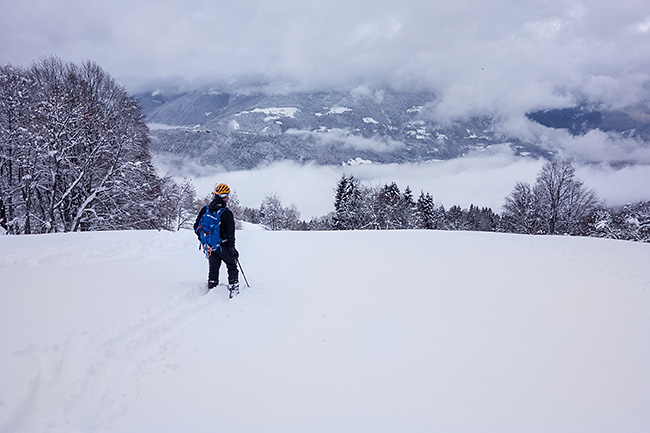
[208,247,239,284]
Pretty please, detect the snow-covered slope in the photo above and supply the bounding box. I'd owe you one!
[139,89,650,171]
[142,89,549,170]
[1,228,649,433]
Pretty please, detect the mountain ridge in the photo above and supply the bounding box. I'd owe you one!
[135,88,650,171]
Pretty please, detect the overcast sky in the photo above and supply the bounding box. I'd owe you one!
[2,0,650,118]
[3,0,650,208]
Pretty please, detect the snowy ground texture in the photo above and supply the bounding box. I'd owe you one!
[1,226,649,433]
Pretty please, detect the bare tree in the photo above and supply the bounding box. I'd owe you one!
[159,177,198,231]
[0,57,168,233]
[501,182,538,234]
[0,65,37,233]
[260,193,300,230]
[533,160,601,235]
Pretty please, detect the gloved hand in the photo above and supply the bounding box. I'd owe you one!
[229,246,239,259]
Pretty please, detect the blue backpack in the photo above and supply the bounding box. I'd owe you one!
[196,207,226,258]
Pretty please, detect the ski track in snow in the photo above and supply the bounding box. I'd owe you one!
[1,282,240,433]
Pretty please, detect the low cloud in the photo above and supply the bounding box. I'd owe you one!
[287,128,406,153]
[176,148,650,219]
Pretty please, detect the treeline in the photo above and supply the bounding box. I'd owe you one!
[591,201,650,242]
[227,192,306,231]
[501,159,649,242]
[330,175,500,231]
[233,160,649,242]
[229,186,498,232]
[228,176,506,232]
[0,57,196,234]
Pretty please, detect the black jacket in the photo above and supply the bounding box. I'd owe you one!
[194,195,236,248]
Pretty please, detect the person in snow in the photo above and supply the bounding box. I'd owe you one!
[194,183,239,295]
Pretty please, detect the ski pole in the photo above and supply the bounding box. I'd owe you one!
[237,258,250,288]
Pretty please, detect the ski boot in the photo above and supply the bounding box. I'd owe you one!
[228,282,240,298]
[208,280,218,290]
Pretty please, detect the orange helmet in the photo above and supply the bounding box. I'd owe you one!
[213,183,231,195]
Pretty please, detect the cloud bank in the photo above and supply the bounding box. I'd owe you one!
[161,151,650,220]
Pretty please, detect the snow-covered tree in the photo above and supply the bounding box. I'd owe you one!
[0,57,170,234]
[613,201,650,242]
[260,193,300,230]
[0,64,38,234]
[159,178,198,231]
[533,160,600,235]
[432,204,447,230]
[590,207,618,239]
[446,205,467,230]
[375,182,402,229]
[307,213,334,230]
[333,175,364,230]
[416,191,436,229]
[402,186,418,229]
[501,182,538,234]
[465,205,499,232]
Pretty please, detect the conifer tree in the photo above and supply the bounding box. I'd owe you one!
[376,182,402,229]
[402,186,418,229]
[333,174,363,230]
[416,191,436,229]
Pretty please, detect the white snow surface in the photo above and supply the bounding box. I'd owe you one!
[318,107,351,115]
[237,107,300,121]
[1,228,649,433]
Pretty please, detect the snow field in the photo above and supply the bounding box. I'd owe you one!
[0,228,649,433]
